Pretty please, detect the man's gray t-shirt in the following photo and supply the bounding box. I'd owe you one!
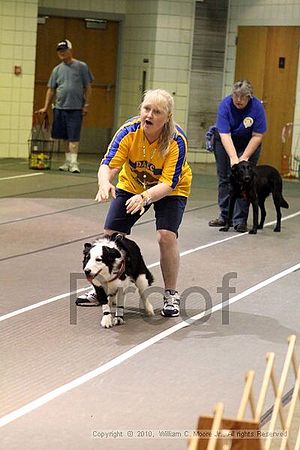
[48,59,94,110]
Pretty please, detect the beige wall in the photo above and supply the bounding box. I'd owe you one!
[0,0,39,158]
[0,0,194,159]
[120,0,194,126]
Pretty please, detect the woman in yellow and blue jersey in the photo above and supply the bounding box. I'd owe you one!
[77,89,192,317]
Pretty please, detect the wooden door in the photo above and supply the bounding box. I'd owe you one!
[235,26,300,172]
[34,16,119,154]
[235,26,268,99]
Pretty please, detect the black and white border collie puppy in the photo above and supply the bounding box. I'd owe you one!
[82,234,154,328]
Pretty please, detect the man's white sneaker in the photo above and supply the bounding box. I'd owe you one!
[69,162,80,173]
[76,289,99,306]
[59,162,70,171]
[160,291,180,317]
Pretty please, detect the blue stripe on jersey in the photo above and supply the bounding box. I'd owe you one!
[175,124,187,140]
[171,134,186,189]
[124,115,140,124]
[102,118,141,165]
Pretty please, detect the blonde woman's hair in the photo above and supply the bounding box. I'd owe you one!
[140,89,176,156]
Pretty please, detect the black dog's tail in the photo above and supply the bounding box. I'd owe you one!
[274,176,289,209]
[280,196,289,209]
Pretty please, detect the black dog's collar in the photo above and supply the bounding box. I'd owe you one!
[241,190,249,200]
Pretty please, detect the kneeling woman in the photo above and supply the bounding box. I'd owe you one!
[77,89,192,318]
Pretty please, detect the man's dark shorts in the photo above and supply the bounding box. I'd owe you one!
[51,109,83,141]
[104,188,187,236]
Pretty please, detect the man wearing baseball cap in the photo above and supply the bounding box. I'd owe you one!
[37,39,93,173]
[56,39,72,51]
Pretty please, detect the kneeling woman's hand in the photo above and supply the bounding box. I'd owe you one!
[125,194,145,215]
[95,182,116,202]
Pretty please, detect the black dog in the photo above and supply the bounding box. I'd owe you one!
[220,161,289,234]
[81,233,154,328]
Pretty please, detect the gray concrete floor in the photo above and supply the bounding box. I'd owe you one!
[0,154,299,449]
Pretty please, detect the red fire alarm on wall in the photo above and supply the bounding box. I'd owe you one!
[14,65,22,75]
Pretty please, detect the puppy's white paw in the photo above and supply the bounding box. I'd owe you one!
[113,316,125,326]
[101,313,113,328]
[145,303,155,316]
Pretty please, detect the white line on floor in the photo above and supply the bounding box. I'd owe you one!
[0,173,44,181]
[0,262,299,428]
[0,211,299,323]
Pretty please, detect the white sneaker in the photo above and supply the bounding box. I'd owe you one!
[76,289,99,306]
[59,162,70,171]
[160,291,180,317]
[69,162,80,173]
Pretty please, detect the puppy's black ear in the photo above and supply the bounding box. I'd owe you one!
[83,243,92,255]
[231,164,239,171]
[102,245,121,260]
[82,243,92,269]
[108,233,124,243]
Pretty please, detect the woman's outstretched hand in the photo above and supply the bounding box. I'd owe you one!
[125,194,145,215]
[95,182,116,202]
